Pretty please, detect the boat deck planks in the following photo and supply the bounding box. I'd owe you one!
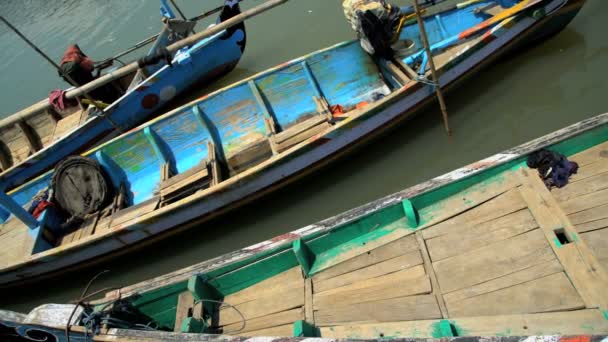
[0,219,28,268]
[51,109,87,143]
[208,144,608,337]
[322,310,608,338]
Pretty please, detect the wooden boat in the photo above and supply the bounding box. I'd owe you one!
[2,111,608,341]
[0,0,248,192]
[0,0,586,286]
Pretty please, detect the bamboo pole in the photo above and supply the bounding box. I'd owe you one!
[0,15,123,131]
[168,0,196,35]
[0,0,287,130]
[412,0,452,136]
[169,0,188,21]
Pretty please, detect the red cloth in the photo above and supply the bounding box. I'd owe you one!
[330,104,345,115]
[32,201,54,219]
[60,44,94,72]
[356,101,369,109]
[49,89,67,111]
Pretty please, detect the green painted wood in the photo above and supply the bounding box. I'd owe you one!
[308,216,409,275]
[150,307,181,331]
[551,124,608,159]
[210,249,299,296]
[438,320,455,337]
[188,274,222,317]
[293,239,315,277]
[181,317,207,333]
[130,281,187,330]
[293,320,318,337]
[401,198,419,228]
[308,204,408,254]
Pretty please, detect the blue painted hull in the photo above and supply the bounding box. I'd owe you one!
[0,7,246,192]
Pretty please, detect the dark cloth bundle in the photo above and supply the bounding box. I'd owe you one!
[358,5,402,58]
[526,148,579,189]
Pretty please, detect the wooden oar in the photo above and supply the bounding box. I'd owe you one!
[458,0,543,39]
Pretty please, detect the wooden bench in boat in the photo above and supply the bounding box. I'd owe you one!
[159,140,221,203]
[225,95,333,174]
[271,114,332,154]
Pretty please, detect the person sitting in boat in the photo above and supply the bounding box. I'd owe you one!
[58,44,120,104]
[343,0,414,58]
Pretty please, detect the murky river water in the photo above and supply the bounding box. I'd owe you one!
[0,0,606,311]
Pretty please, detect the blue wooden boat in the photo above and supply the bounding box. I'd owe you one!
[0,0,586,286]
[1,110,607,340]
[0,0,248,192]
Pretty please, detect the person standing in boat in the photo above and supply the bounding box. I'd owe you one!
[342,0,415,58]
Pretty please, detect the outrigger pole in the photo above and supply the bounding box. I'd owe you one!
[411,0,452,136]
[0,15,124,132]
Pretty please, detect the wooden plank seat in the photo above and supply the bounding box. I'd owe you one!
[226,139,274,175]
[160,162,210,201]
[160,141,221,202]
[271,114,331,154]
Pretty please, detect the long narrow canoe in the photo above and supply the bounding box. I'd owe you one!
[2,113,607,340]
[0,0,247,191]
[0,0,586,286]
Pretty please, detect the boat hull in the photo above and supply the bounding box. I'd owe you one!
[0,14,246,192]
[0,0,585,286]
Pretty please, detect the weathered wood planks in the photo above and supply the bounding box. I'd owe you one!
[320,309,608,338]
[313,251,423,293]
[426,208,538,261]
[313,268,431,310]
[222,308,303,334]
[174,291,195,332]
[421,188,527,240]
[581,228,608,271]
[312,234,419,282]
[417,173,521,231]
[223,266,303,306]
[445,272,584,317]
[518,168,608,311]
[219,285,304,327]
[314,294,441,325]
[433,228,556,294]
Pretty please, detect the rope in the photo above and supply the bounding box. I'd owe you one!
[194,298,248,333]
[416,75,439,87]
[65,270,119,342]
